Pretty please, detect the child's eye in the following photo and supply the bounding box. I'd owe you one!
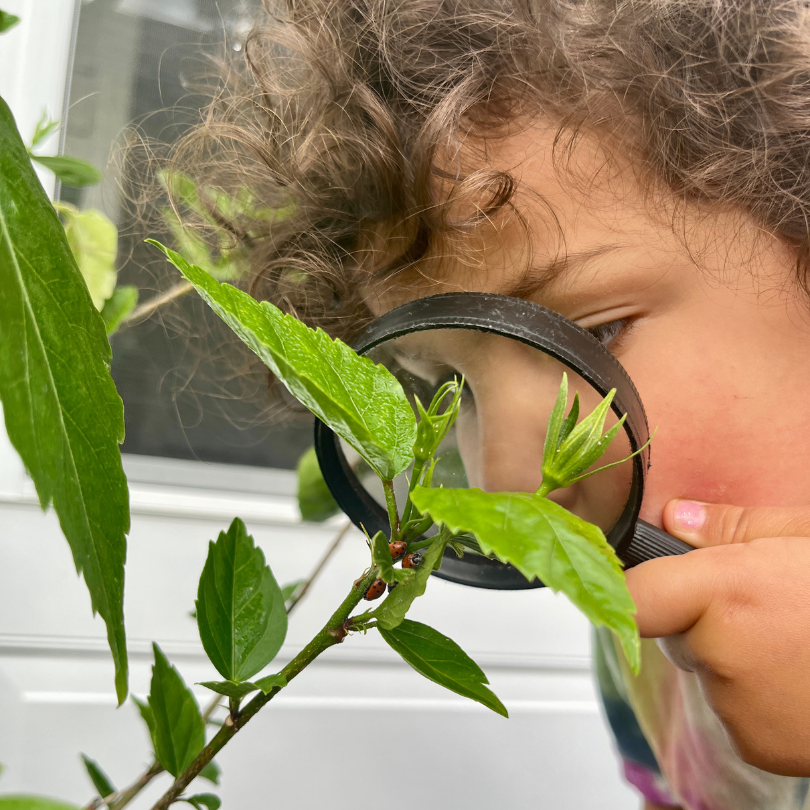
[586,317,631,349]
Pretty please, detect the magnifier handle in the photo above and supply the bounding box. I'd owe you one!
[622,520,694,567]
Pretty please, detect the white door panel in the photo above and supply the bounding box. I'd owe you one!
[0,460,636,807]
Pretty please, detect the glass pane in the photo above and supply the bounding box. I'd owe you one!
[62,0,313,469]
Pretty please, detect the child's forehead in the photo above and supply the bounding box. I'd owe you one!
[366,119,788,318]
[366,121,672,315]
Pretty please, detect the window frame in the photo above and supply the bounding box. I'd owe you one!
[0,0,304,523]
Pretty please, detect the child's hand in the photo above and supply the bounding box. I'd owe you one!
[625,500,810,777]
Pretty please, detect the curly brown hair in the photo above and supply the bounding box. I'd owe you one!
[167,0,810,340]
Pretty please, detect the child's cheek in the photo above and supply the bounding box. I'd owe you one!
[638,377,810,526]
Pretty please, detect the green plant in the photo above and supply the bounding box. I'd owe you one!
[0,77,640,809]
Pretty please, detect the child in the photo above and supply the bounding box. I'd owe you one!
[171,1,810,807]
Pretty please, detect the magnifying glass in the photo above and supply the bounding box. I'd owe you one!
[314,292,692,590]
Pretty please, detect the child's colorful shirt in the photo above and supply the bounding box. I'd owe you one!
[594,627,810,810]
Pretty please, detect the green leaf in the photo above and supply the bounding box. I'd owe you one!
[199,680,258,699]
[30,155,101,188]
[0,96,129,702]
[296,446,340,522]
[80,754,115,799]
[196,518,288,682]
[30,111,59,149]
[0,798,79,810]
[281,579,305,603]
[148,644,205,777]
[252,672,287,693]
[182,794,221,810]
[101,285,139,336]
[372,537,448,630]
[54,203,118,310]
[0,10,20,33]
[198,762,220,786]
[411,487,640,672]
[379,619,507,717]
[162,208,241,282]
[148,241,417,480]
[370,530,414,585]
[200,671,286,698]
[132,696,156,747]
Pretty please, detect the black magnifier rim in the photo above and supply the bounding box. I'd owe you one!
[314,292,650,590]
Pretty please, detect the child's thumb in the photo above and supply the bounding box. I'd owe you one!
[625,550,719,638]
[662,499,810,548]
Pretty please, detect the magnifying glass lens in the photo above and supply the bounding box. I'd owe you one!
[356,329,633,535]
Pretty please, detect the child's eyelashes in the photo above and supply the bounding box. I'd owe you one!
[585,317,633,351]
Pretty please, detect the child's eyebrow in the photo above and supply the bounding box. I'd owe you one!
[501,244,622,300]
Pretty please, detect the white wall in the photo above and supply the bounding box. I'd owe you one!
[0,455,637,809]
[0,4,639,807]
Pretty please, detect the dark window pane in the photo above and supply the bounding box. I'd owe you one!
[63,0,313,470]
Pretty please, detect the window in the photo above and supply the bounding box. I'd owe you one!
[62,0,313,469]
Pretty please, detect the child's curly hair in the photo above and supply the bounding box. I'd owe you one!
[167,0,810,339]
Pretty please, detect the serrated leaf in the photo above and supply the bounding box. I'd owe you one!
[296,446,340,522]
[198,762,220,786]
[182,794,221,810]
[0,96,129,702]
[54,203,118,310]
[379,619,507,717]
[80,754,115,799]
[102,285,139,336]
[148,241,416,480]
[196,518,287,682]
[0,798,79,810]
[148,644,205,777]
[372,537,448,630]
[411,487,639,672]
[370,530,414,585]
[30,155,101,187]
[0,11,20,33]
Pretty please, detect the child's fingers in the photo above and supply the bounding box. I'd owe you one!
[625,548,723,638]
[662,500,810,548]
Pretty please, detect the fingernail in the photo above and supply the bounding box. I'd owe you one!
[672,501,705,533]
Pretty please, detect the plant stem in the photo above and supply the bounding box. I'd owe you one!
[123,280,194,326]
[285,520,351,612]
[149,568,379,810]
[382,479,399,539]
[92,523,341,810]
[535,480,555,498]
[105,761,163,810]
